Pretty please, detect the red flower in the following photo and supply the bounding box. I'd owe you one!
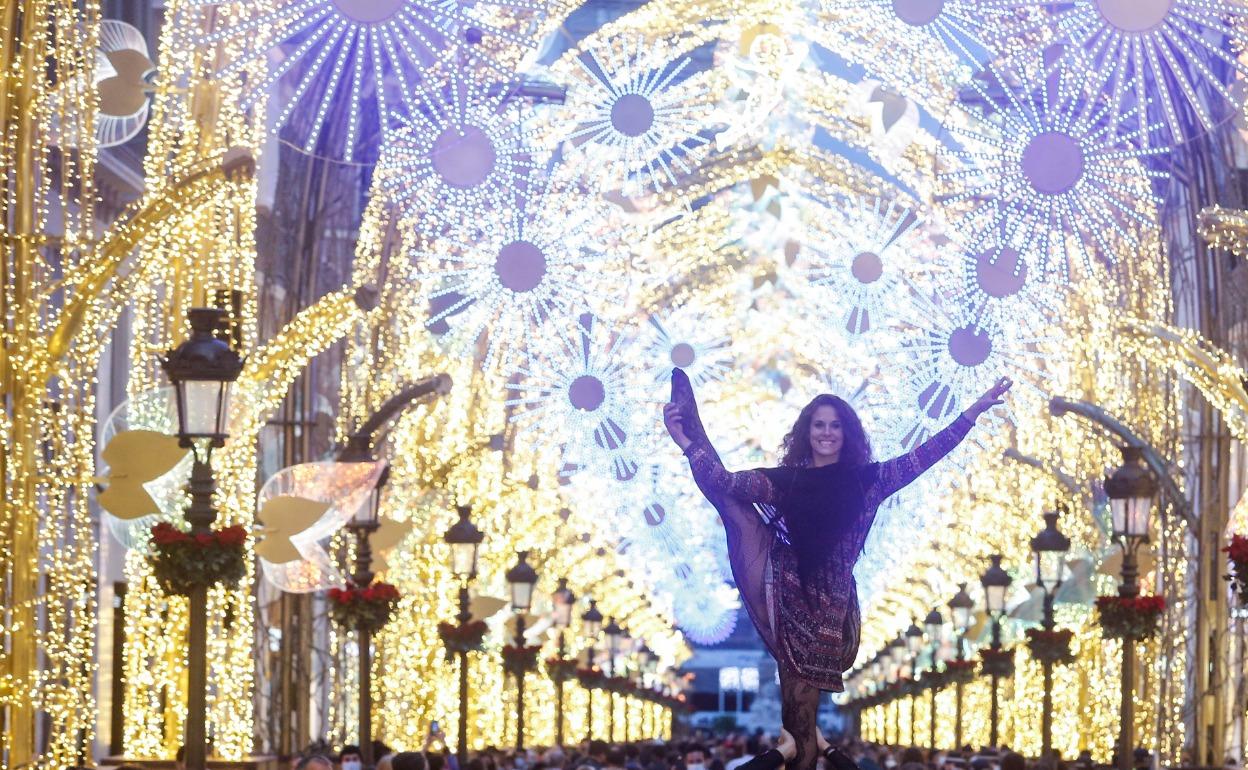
[1226,535,1248,564]
[151,522,191,545]
[217,526,248,547]
[195,532,215,547]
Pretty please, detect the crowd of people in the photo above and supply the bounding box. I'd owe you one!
[260,731,1145,770]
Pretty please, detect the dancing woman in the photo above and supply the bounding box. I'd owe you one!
[663,370,1011,769]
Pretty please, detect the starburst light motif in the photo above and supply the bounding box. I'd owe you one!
[504,316,650,482]
[196,0,546,160]
[793,197,926,336]
[937,62,1166,280]
[554,35,713,197]
[823,0,994,67]
[873,287,1051,450]
[638,303,734,393]
[408,183,624,369]
[377,72,544,222]
[986,0,1248,142]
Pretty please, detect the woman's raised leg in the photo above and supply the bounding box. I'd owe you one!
[779,667,821,770]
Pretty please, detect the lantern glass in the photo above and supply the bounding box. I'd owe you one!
[985,584,1007,614]
[924,614,943,642]
[451,542,479,579]
[952,605,972,630]
[1035,550,1066,592]
[552,585,574,628]
[582,601,603,638]
[885,664,898,684]
[177,379,233,438]
[510,580,534,612]
[1111,496,1152,540]
[906,632,923,655]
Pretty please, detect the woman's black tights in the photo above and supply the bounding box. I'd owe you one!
[779,668,821,770]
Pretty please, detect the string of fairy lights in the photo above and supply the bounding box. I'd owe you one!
[10,0,1248,765]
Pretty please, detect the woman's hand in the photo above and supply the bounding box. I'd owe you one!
[966,376,1012,420]
[815,726,830,753]
[663,402,692,450]
[777,729,797,761]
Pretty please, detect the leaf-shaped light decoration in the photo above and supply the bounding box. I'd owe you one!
[255,496,331,564]
[470,595,509,622]
[95,20,156,147]
[256,460,386,593]
[97,429,190,520]
[369,517,415,573]
[1097,546,1156,583]
[97,386,191,549]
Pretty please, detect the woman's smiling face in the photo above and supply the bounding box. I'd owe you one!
[807,403,843,466]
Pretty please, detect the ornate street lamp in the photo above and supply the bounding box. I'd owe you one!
[160,307,242,770]
[1031,507,1071,762]
[981,554,1012,748]
[905,619,923,743]
[923,608,943,750]
[581,600,603,740]
[1105,446,1157,770]
[948,584,974,749]
[345,466,388,768]
[443,506,484,764]
[551,578,575,746]
[604,617,624,740]
[505,551,538,750]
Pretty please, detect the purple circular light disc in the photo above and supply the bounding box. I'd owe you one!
[331,0,405,24]
[947,325,992,367]
[1020,131,1084,195]
[644,502,666,526]
[494,240,547,292]
[1094,0,1173,32]
[568,375,606,411]
[892,0,945,26]
[851,251,884,284]
[611,93,656,137]
[670,342,697,367]
[975,247,1026,298]
[430,125,497,189]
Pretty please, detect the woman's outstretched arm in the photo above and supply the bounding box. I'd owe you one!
[872,376,1013,501]
[664,402,778,503]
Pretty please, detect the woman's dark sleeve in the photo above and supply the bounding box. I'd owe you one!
[684,442,779,504]
[870,413,975,501]
[735,752,785,770]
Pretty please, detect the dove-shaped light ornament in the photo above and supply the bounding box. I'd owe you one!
[256,460,387,593]
[96,386,193,549]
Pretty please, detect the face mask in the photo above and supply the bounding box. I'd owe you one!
[688,764,706,770]
[343,761,362,770]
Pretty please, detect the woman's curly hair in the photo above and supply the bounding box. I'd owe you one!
[778,394,873,467]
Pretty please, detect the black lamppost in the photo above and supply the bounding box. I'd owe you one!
[345,467,388,768]
[161,307,243,770]
[905,619,924,745]
[505,551,538,750]
[444,506,483,765]
[981,554,1013,748]
[604,617,625,741]
[885,635,905,745]
[948,583,973,751]
[581,600,603,740]
[923,608,943,750]
[1104,447,1157,770]
[1031,507,1071,762]
[551,578,576,746]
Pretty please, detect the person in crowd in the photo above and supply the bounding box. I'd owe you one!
[297,755,335,770]
[682,745,709,770]
[393,752,427,770]
[999,752,1024,770]
[340,746,363,770]
[176,746,187,770]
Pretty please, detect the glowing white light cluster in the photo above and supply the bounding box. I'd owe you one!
[937,61,1166,280]
[409,182,625,368]
[505,315,653,482]
[196,0,546,160]
[988,0,1248,142]
[553,35,714,196]
[378,73,545,223]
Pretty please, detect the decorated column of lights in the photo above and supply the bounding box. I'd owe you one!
[0,3,104,766]
[119,0,272,758]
